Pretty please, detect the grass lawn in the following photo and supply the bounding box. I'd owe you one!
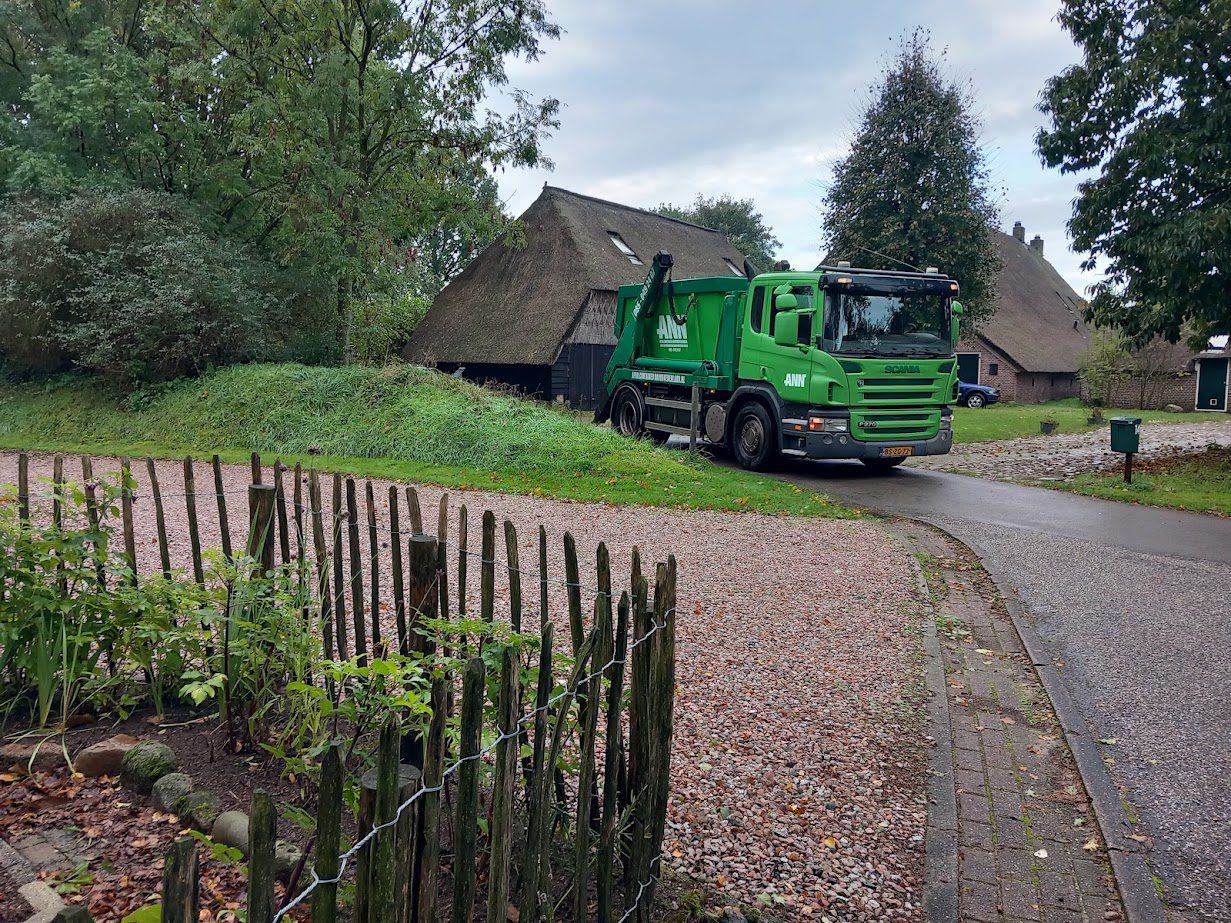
[1052,447,1231,516]
[0,364,852,518]
[953,398,1192,444]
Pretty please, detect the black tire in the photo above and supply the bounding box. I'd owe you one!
[612,386,646,438]
[860,457,907,472]
[965,392,986,409]
[612,386,670,443]
[731,402,777,471]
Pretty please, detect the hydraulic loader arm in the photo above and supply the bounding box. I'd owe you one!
[593,251,674,423]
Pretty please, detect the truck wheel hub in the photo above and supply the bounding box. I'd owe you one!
[739,418,764,454]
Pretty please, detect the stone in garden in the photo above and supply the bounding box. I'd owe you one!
[719,910,749,923]
[152,772,195,814]
[1164,404,1184,413]
[52,906,95,922]
[180,791,221,831]
[274,841,303,883]
[74,734,141,776]
[0,740,64,773]
[119,741,177,793]
[211,811,250,854]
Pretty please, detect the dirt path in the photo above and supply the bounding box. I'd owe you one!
[907,418,1231,481]
[2,450,932,920]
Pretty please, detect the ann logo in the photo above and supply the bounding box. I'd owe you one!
[656,314,688,351]
[784,373,807,388]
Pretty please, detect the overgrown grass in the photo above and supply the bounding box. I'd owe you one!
[0,364,852,517]
[954,398,1192,444]
[1051,447,1231,516]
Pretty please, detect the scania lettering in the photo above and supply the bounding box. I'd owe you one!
[593,252,962,471]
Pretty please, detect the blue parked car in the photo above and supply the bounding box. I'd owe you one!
[958,380,1000,409]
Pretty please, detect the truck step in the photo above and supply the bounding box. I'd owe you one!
[645,422,695,437]
[645,396,697,412]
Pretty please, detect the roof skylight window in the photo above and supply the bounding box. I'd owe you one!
[607,231,643,265]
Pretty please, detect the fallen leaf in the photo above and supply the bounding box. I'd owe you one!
[1082,838,1101,852]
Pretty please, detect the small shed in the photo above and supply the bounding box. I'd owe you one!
[404,186,746,409]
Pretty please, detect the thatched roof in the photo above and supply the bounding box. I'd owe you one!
[977,230,1092,374]
[404,186,745,366]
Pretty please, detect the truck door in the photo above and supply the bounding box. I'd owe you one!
[756,283,817,404]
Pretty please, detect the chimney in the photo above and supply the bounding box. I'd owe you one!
[1029,235,1044,256]
[1012,221,1025,243]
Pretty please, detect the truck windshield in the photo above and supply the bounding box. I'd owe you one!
[822,293,951,358]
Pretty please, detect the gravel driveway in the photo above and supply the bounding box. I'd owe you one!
[908,418,1231,481]
[2,451,931,920]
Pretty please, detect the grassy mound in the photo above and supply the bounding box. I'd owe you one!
[0,364,849,517]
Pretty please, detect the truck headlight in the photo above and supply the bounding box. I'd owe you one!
[808,416,848,433]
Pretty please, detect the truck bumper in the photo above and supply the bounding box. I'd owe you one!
[782,427,953,461]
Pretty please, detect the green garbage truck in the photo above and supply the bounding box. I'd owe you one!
[593,252,963,471]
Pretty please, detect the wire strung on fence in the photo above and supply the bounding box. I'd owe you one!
[272,601,675,922]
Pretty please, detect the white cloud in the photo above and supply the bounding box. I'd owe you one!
[494,0,1097,292]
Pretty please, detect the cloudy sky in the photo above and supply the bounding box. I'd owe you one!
[494,0,1097,294]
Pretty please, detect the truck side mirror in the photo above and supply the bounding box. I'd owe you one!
[951,300,963,348]
[774,311,800,347]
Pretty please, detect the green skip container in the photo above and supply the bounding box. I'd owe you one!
[1109,416,1141,453]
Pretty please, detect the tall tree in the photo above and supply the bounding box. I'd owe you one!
[1037,0,1231,347]
[0,0,560,360]
[657,194,781,267]
[820,31,1001,331]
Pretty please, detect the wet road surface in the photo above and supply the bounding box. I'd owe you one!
[771,459,1231,920]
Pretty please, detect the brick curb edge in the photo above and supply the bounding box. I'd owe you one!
[0,837,66,923]
[887,525,959,923]
[906,518,1168,923]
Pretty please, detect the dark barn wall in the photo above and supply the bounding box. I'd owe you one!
[435,362,551,400]
[551,343,615,410]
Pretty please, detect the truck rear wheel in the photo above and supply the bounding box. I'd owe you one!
[612,386,669,444]
[731,403,777,471]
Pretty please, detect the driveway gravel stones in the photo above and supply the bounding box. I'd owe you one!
[908,419,1231,481]
[2,451,933,920]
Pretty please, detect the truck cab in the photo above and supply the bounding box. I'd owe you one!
[732,266,958,468]
[596,253,961,472]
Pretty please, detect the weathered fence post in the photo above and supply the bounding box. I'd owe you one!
[182,457,205,586]
[247,484,277,575]
[346,478,367,664]
[16,452,29,524]
[597,591,631,921]
[331,474,348,659]
[521,624,554,922]
[145,458,172,579]
[364,480,382,649]
[311,744,343,923]
[308,471,335,662]
[160,837,200,923]
[274,461,292,567]
[487,646,518,923]
[389,487,407,652]
[248,790,277,923]
[370,716,401,923]
[416,675,448,923]
[451,657,486,923]
[211,455,234,562]
[119,457,137,584]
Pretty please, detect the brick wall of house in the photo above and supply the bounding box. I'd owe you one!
[1080,373,1197,410]
[1015,372,1082,403]
[956,337,1022,402]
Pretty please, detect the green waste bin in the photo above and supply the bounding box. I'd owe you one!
[1109,416,1141,453]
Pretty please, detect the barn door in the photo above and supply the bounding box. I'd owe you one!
[1196,358,1228,411]
[957,353,980,384]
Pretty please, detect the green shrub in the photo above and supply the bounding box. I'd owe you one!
[0,189,297,387]
[350,291,431,365]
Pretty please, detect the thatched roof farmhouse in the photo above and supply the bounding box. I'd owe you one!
[956,223,1094,402]
[404,186,745,408]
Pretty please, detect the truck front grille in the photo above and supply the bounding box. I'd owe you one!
[850,410,940,442]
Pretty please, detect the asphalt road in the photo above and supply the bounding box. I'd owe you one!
[772,460,1231,921]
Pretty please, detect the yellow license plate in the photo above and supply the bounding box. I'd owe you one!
[880,446,913,458]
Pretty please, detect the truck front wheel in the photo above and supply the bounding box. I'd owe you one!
[731,403,777,471]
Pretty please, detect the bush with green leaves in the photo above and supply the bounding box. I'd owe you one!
[0,189,297,386]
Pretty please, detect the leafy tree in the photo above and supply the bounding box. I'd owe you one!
[820,31,1001,332]
[0,0,560,361]
[657,194,782,267]
[0,189,294,386]
[1037,0,1230,348]
[1077,328,1131,406]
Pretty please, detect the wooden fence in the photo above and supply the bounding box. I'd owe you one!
[6,451,679,922]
